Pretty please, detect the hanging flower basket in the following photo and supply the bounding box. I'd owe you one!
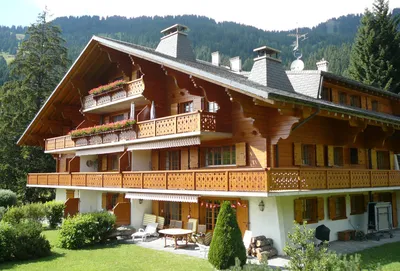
[69,119,137,138]
[88,80,126,96]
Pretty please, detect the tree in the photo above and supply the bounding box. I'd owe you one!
[348,0,400,92]
[0,9,69,202]
[208,201,246,270]
[0,56,8,86]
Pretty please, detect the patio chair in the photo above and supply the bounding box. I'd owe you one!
[156,216,165,230]
[131,222,159,242]
[198,224,206,234]
[188,218,198,233]
[169,220,177,228]
[142,214,157,227]
[196,232,213,258]
[243,230,252,251]
[175,220,183,229]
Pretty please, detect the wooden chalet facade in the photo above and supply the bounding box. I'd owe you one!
[18,24,400,254]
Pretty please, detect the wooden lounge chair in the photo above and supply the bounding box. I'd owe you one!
[131,222,159,241]
[156,216,165,230]
[142,213,157,227]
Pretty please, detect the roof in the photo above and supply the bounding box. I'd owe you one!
[286,70,322,98]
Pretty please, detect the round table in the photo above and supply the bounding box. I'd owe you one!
[159,229,193,249]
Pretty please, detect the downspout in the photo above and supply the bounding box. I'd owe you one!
[291,74,323,133]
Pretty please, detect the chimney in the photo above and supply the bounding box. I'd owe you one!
[316,58,329,72]
[211,51,220,66]
[155,24,195,61]
[248,46,294,92]
[229,56,242,72]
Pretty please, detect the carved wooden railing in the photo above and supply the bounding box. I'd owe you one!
[44,111,218,151]
[82,78,145,111]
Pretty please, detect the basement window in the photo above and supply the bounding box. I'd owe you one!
[329,195,347,220]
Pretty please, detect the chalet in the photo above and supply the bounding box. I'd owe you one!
[18,24,400,254]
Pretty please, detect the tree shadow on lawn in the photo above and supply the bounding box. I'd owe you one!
[353,242,400,270]
[0,251,65,270]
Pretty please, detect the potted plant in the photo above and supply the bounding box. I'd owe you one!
[88,80,126,96]
[70,119,136,139]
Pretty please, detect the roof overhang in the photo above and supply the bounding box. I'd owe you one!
[125,192,199,203]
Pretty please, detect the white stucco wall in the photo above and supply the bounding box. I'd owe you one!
[131,150,151,171]
[130,199,152,229]
[79,155,98,172]
[79,190,102,213]
[55,188,67,202]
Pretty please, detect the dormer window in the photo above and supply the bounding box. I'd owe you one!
[371,100,379,111]
[179,101,193,113]
[321,87,332,101]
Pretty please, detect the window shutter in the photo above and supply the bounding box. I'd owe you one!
[294,143,302,166]
[371,149,377,169]
[189,146,199,169]
[236,142,247,166]
[181,148,189,170]
[316,144,324,167]
[392,192,398,228]
[152,201,159,216]
[317,197,325,221]
[364,194,369,212]
[327,146,334,166]
[101,193,107,209]
[151,150,159,170]
[101,155,107,171]
[328,197,336,220]
[331,90,339,103]
[294,199,303,223]
[358,148,365,165]
[361,96,367,109]
[373,193,380,202]
[171,103,178,115]
[390,151,395,170]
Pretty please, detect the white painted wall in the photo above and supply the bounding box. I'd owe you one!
[55,188,67,202]
[130,199,152,229]
[131,150,151,171]
[79,155,98,172]
[79,190,102,213]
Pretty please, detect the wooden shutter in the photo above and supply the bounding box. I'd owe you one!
[367,98,372,110]
[236,142,247,166]
[327,146,334,166]
[181,148,189,170]
[371,149,377,169]
[328,197,336,220]
[361,96,367,109]
[151,150,159,170]
[66,190,75,199]
[316,144,324,167]
[373,193,380,202]
[152,201,159,216]
[119,151,130,172]
[171,103,178,115]
[358,148,365,165]
[392,192,398,228]
[69,156,80,172]
[390,151,395,170]
[317,197,325,221]
[294,199,303,223]
[236,200,249,237]
[364,194,370,212]
[101,193,107,209]
[331,89,339,103]
[101,155,107,171]
[189,146,199,169]
[294,143,302,166]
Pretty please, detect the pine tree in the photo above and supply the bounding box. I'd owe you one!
[348,0,400,92]
[208,201,246,269]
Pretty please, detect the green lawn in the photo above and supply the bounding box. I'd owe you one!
[0,230,213,271]
[357,241,400,270]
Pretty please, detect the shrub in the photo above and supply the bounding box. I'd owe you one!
[0,221,50,263]
[0,207,6,221]
[44,201,65,228]
[0,189,17,208]
[2,205,25,224]
[2,203,46,224]
[230,258,275,271]
[59,211,116,249]
[208,201,247,270]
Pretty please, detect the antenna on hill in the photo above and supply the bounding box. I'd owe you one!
[288,26,308,71]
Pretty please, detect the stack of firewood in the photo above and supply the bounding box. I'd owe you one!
[248,235,278,262]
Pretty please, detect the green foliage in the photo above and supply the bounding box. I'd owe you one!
[59,211,116,249]
[44,201,65,228]
[0,220,51,263]
[284,222,365,271]
[2,203,46,224]
[0,207,5,221]
[0,56,8,86]
[0,189,17,207]
[230,258,275,271]
[208,201,246,270]
[348,0,400,92]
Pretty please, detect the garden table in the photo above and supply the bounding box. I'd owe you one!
[159,229,193,249]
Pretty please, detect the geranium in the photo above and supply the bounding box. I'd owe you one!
[69,119,136,138]
[88,80,125,95]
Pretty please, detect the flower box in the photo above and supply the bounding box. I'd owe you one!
[70,119,136,139]
[88,80,126,96]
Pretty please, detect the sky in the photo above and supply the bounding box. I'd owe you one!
[1,0,400,31]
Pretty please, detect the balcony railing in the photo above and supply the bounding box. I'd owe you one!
[27,168,400,192]
[82,78,145,111]
[44,111,217,151]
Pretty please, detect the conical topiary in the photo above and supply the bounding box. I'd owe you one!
[208,201,247,269]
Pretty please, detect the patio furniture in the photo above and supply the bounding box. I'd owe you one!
[142,213,157,227]
[156,216,165,230]
[131,222,159,241]
[197,243,210,259]
[188,218,198,233]
[159,228,194,249]
[198,224,206,234]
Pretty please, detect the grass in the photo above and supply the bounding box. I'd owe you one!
[0,230,213,271]
[357,241,400,270]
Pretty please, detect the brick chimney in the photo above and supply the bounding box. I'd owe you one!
[316,58,329,72]
[155,24,195,61]
[248,46,294,92]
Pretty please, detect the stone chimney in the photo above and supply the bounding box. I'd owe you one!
[211,51,220,66]
[248,46,294,92]
[229,56,242,72]
[155,24,195,61]
[316,58,329,72]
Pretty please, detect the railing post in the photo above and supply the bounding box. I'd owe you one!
[325,170,328,189]
[369,171,373,187]
[298,170,302,190]
[165,172,168,189]
[141,173,144,189]
[266,170,270,192]
[349,170,353,188]
[57,174,60,186]
[121,173,123,188]
[84,174,87,187]
[101,174,104,187]
[198,112,201,131]
[225,171,229,191]
[175,116,178,134]
[193,172,196,190]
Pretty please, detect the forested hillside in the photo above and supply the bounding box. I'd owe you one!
[0,10,398,83]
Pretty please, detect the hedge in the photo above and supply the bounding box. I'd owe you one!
[44,201,65,228]
[0,189,17,208]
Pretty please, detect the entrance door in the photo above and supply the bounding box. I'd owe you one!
[236,200,249,237]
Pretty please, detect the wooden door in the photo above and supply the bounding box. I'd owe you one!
[236,200,249,237]
[64,198,79,217]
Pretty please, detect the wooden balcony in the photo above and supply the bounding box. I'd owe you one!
[27,168,400,193]
[44,111,217,151]
[82,78,145,111]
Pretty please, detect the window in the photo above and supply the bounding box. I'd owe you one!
[205,200,221,230]
[377,151,390,170]
[328,195,346,220]
[350,194,366,215]
[350,95,361,108]
[205,146,236,166]
[321,87,332,101]
[371,100,379,112]
[179,101,193,113]
[112,114,125,122]
[111,155,119,171]
[105,193,121,210]
[303,198,317,222]
[164,202,182,225]
[208,101,219,113]
[165,151,180,170]
[350,148,358,165]
[294,197,323,224]
[302,144,315,166]
[334,147,344,166]
[339,92,347,105]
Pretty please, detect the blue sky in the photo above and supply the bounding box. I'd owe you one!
[1,0,400,31]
